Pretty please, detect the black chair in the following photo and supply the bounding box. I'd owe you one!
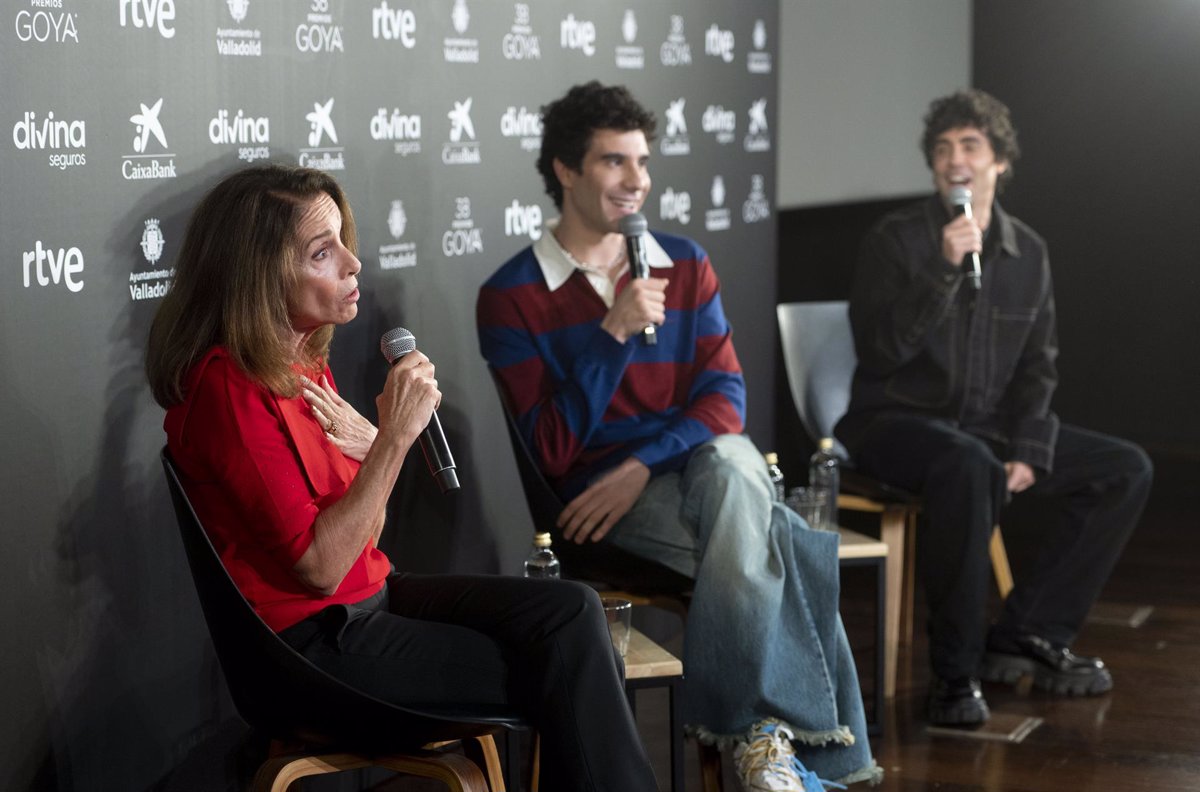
[775,300,1014,699]
[486,368,725,792]
[161,448,528,792]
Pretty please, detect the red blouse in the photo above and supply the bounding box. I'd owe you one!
[165,347,389,632]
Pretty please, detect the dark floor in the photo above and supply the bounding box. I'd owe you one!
[628,454,1200,792]
[373,455,1198,791]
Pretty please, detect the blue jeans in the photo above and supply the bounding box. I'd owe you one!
[609,434,880,785]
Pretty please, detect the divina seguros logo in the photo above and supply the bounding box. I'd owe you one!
[500,105,541,152]
[208,108,270,162]
[123,98,177,181]
[370,107,421,156]
[12,111,87,170]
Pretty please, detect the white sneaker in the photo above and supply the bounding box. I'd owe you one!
[733,720,845,792]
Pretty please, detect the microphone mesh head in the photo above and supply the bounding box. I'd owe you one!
[380,327,416,364]
[947,186,972,207]
[618,212,647,237]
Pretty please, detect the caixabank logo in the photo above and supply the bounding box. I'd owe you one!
[442,98,480,165]
[14,1,79,45]
[217,0,262,57]
[295,0,343,54]
[122,98,177,181]
[130,218,172,301]
[659,99,689,157]
[299,98,345,171]
[744,98,770,153]
[379,200,417,270]
[12,110,87,170]
[208,108,270,163]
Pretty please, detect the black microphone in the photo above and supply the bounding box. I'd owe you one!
[948,186,982,291]
[379,327,460,493]
[618,212,657,346]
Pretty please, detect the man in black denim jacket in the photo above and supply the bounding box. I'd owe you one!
[836,90,1153,727]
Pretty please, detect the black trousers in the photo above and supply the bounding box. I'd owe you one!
[845,417,1152,680]
[281,573,658,792]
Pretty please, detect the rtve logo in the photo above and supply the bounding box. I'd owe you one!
[373,1,415,46]
[560,13,595,56]
[23,241,84,293]
[119,0,176,39]
[504,200,542,241]
[704,24,733,63]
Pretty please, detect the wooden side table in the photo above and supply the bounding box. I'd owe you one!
[624,628,685,792]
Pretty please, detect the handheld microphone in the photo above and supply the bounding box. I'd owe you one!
[948,186,982,291]
[618,212,657,346]
[379,327,460,493]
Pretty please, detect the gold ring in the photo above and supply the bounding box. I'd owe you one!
[327,419,339,436]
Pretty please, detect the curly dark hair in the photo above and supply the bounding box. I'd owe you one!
[536,81,657,209]
[921,89,1020,188]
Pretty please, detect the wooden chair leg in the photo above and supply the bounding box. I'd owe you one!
[698,741,724,792]
[465,733,505,792]
[530,732,540,792]
[878,505,909,699]
[989,525,1014,599]
[253,748,492,792]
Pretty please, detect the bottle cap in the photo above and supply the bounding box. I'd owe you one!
[819,437,834,450]
[764,452,779,465]
[534,532,552,547]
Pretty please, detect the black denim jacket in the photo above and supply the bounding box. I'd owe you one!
[839,195,1060,474]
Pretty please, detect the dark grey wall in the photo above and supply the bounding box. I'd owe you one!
[973,0,1200,455]
[0,2,778,789]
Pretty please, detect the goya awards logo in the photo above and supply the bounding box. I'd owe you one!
[500,105,541,152]
[14,2,79,45]
[702,104,736,145]
[742,174,771,224]
[119,0,175,39]
[502,3,539,60]
[444,0,478,63]
[379,200,417,270]
[560,12,594,57]
[299,98,345,171]
[442,196,482,258]
[659,14,691,66]
[22,239,84,293]
[660,99,689,157]
[208,108,270,162]
[296,0,343,54]
[615,9,643,70]
[12,110,87,170]
[504,199,542,241]
[747,19,772,73]
[123,98,177,180]
[217,0,262,57]
[373,1,415,47]
[130,218,172,301]
[744,98,770,153]
[704,23,734,63]
[659,186,691,226]
[442,98,480,165]
[705,176,731,232]
[371,107,421,156]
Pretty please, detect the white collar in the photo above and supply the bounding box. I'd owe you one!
[533,217,674,292]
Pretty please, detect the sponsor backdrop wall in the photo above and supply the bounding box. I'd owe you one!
[1,1,778,789]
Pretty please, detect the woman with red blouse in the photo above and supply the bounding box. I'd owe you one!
[146,164,657,791]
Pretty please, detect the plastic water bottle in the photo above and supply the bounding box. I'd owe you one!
[808,438,840,531]
[523,532,561,579]
[765,452,786,502]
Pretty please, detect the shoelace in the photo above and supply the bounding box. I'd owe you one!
[740,722,848,792]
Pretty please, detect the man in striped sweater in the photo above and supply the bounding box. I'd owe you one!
[476,82,878,791]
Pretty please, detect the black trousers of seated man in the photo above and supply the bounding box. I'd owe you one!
[281,574,658,792]
[841,416,1153,681]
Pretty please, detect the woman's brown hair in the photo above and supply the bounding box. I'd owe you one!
[146,164,357,407]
